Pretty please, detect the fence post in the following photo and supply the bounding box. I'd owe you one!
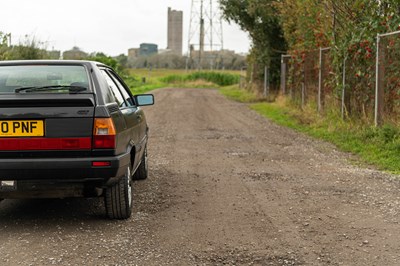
[281,55,286,94]
[341,58,346,119]
[318,48,331,113]
[264,66,269,97]
[240,66,246,89]
[318,48,323,113]
[301,82,305,109]
[302,62,306,108]
[281,55,292,96]
[375,34,384,127]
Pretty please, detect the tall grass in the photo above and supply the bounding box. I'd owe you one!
[125,69,241,93]
[161,71,240,86]
[219,86,259,103]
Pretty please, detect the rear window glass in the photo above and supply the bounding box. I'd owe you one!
[0,65,89,93]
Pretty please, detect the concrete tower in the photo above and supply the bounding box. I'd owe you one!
[167,7,183,55]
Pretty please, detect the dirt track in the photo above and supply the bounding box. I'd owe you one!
[1,88,400,265]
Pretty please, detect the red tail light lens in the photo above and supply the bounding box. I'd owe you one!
[0,138,91,150]
[92,161,111,167]
[93,118,116,149]
[93,135,116,149]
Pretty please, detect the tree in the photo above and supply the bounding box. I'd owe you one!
[115,54,128,68]
[0,33,48,60]
[0,32,10,60]
[220,0,287,91]
[86,52,125,75]
[10,37,47,60]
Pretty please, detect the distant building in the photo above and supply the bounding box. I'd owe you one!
[158,49,172,55]
[188,49,246,70]
[167,7,183,56]
[128,48,140,59]
[63,47,88,60]
[139,43,158,57]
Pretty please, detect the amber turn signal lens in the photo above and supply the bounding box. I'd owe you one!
[93,118,116,136]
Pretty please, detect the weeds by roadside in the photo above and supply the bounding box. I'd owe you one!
[219,86,259,103]
[126,69,241,94]
[161,72,240,87]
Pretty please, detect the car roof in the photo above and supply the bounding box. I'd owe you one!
[0,60,108,68]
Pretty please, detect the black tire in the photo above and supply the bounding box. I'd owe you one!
[133,146,148,180]
[105,165,133,219]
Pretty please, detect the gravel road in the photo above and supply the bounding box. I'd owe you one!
[1,88,400,265]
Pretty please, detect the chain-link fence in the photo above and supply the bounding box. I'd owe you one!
[281,48,336,113]
[377,31,400,125]
[344,40,376,121]
[279,30,400,126]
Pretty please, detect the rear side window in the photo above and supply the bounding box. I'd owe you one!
[107,71,135,107]
[101,70,127,107]
[0,65,89,93]
[100,69,135,108]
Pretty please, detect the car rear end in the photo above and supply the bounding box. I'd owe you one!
[0,61,125,199]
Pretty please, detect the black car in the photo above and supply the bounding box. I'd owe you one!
[0,60,154,219]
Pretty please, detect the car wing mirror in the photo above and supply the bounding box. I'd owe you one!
[135,94,154,106]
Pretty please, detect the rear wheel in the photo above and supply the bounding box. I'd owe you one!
[105,165,132,219]
[133,146,148,180]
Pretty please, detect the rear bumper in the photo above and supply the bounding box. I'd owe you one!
[0,153,130,184]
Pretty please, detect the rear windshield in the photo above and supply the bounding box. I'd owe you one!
[0,65,90,94]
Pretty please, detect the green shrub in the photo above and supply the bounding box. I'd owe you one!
[160,71,240,87]
[379,124,399,144]
[160,75,185,84]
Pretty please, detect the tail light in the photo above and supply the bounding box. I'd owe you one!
[93,118,116,149]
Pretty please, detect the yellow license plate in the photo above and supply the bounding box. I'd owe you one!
[0,120,44,137]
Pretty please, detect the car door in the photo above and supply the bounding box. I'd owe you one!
[100,69,143,169]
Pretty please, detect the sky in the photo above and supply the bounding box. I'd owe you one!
[0,0,251,57]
